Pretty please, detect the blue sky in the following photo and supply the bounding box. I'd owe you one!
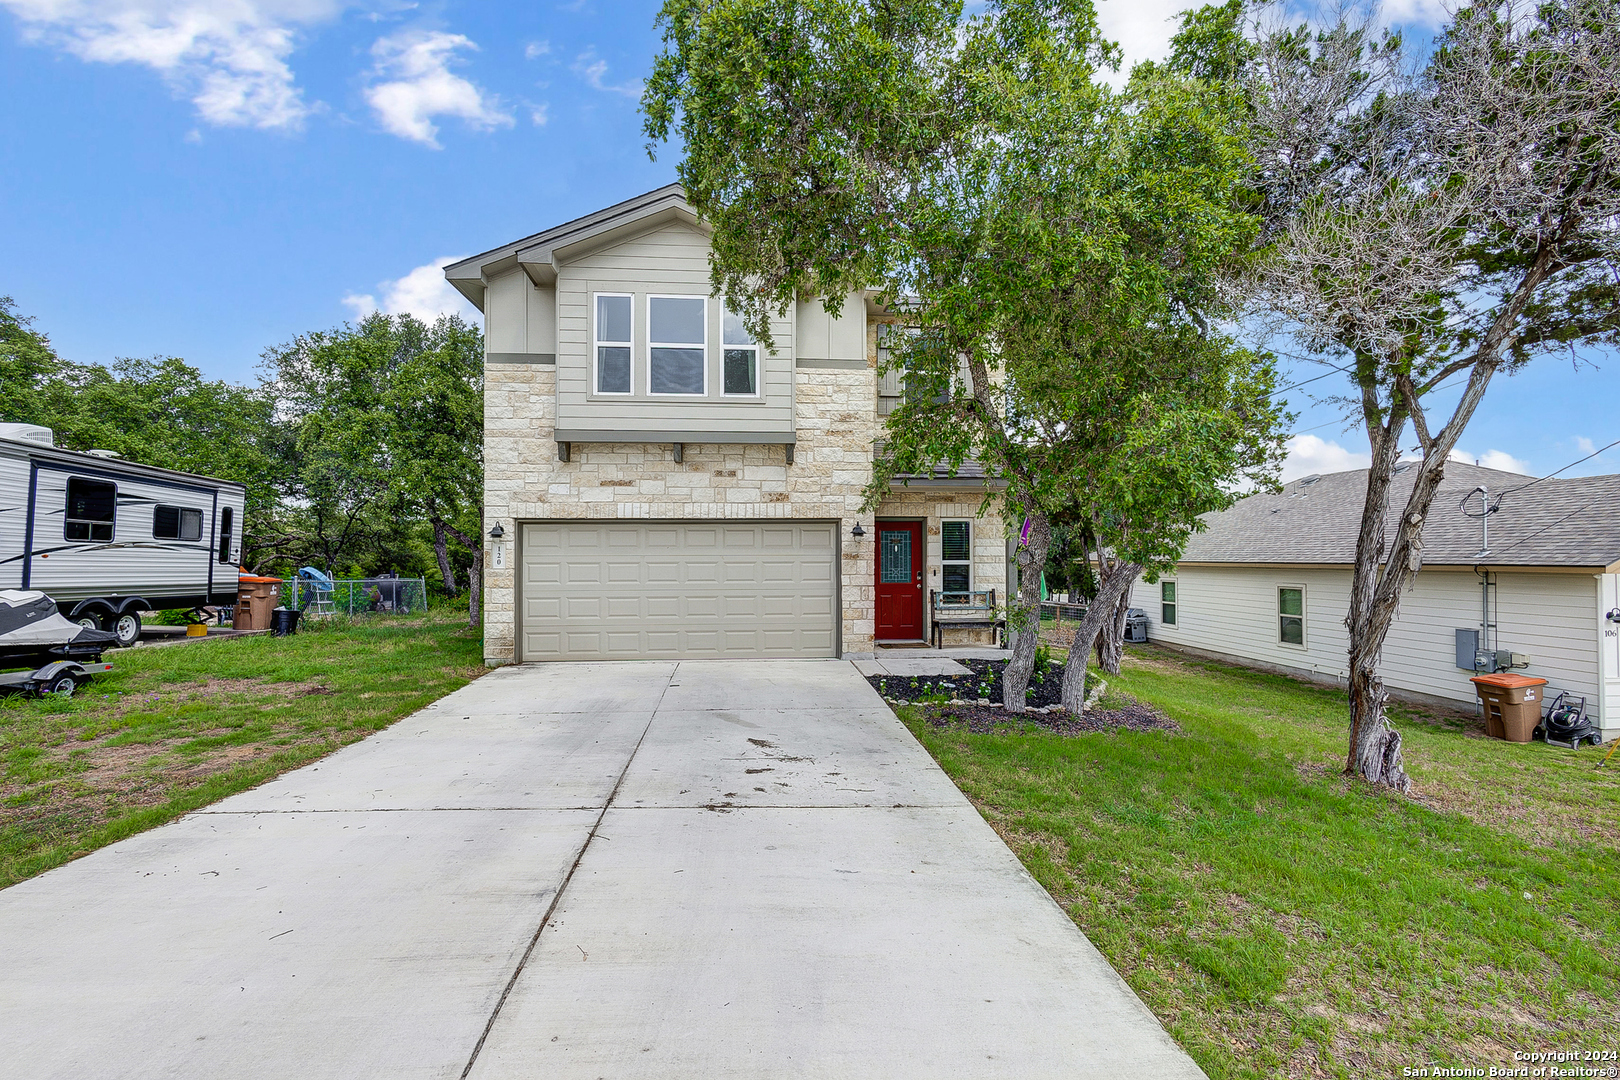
[2,0,1614,483]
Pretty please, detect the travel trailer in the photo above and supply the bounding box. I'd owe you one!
[0,424,247,645]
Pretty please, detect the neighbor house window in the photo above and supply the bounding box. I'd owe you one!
[648,295,706,395]
[153,505,203,541]
[1161,580,1177,625]
[594,293,632,394]
[1279,586,1305,645]
[722,307,758,396]
[941,520,971,596]
[64,477,116,542]
[217,506,235,563]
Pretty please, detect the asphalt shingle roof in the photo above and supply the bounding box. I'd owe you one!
[1181,462,1620,569]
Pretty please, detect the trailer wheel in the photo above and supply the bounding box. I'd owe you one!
[106,611,143,647]
[75,614,100,631]
[43,674,79,697]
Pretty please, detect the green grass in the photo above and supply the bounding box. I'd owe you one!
[0,611,484,889]
[901,645,1620,1079]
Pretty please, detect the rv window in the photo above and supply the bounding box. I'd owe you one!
[65,478,116,542]
[153,505,203,541]
[218,506,234,563]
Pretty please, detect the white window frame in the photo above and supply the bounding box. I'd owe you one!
[720,306,761,398]
[1278,584,1306,648]
[941,519,972,598]
[647,293,708,397]
[592,292,634,396]
[1161,579,1177,626]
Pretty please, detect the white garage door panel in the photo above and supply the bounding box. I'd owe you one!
[520,521,838,660]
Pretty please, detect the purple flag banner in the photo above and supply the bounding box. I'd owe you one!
[1019,517,1033,546]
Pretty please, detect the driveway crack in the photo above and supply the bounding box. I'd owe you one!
[457,667,674,1079]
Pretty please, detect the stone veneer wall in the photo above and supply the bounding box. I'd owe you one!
[481,361,887,663]
[482,318,1007,662]
[875,490,1008,646]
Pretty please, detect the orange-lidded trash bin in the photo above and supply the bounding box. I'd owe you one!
[234,576,283,632]
[1470,673,1547,743]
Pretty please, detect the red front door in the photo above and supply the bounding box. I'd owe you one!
[874,521,924,641]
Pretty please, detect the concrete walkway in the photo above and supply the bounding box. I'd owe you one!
[0,660,1204,1079]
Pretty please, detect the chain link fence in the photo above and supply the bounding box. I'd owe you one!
[278,577,428,617]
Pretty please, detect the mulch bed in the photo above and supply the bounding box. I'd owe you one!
[866,658,1179,737]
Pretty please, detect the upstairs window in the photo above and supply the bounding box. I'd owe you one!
[594,294,632,394]
[722,308,758,396]
[218,506,235,563]
[65,477,116,542]
[941,520,972,595]
[153,504,203,541]
[649,296,706,395]
[1279,587,1305,646]
[1161,580,1177,625]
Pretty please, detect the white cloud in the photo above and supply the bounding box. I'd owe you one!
[1093,0,1181,80]
[343,256,479,323]
[523,38,548,59]
[0,0,347,129]
[1573,435,1597,455]
[1281,434,1370,481]
[572,46,640,97]
[1449,447,1533,475]
[529,101,549,126]
[363,29,512,148]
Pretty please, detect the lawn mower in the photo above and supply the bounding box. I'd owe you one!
[1534,691,1603,750]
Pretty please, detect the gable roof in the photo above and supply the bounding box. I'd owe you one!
[1181,462,1620,571]
[443,184,697,309]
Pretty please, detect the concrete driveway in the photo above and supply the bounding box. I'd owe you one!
[0,660,1204,1079]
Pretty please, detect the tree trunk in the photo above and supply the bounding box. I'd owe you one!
[1094,588,1131,675]
[1060,560,1141,712]
[431,520,458,596]
[442,523,483,629]
[1001,511,1051,715]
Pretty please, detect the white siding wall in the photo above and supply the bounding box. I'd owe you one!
[554,221,795,436]
[0,446,30,590]
[1131,566,1609,731]
[1601,574,1620,736]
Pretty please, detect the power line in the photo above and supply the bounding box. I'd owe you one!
[1459,436,1619,517]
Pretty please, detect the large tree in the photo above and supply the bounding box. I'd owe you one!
[1242,0,1620,790]
[645,0,1285,711]
[262,312,485,624]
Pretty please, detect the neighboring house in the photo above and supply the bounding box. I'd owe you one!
[1128,462,1620,739]
[445,185,1005,664]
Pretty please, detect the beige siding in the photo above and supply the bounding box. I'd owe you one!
[555,221,794,437]
[795,295,866,361]
[486,270,528,354]
[1131,566,1608,729]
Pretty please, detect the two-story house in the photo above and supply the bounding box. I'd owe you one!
[445,185,1007,664]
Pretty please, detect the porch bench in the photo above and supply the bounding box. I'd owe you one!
[930,589,1004,649]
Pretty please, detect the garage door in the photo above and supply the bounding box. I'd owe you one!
[519,521,838,660]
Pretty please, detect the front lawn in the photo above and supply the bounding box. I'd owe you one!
[903,645,1620,1079]
[0,612,484,889]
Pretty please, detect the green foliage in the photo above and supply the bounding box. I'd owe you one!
[644,0,1288,591]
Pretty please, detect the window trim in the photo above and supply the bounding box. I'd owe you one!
[152,504,204,542]
[1278,584,1306,648]
[1161,579,1177,626]
[64,476,117,543]
[646,293,708,397]
[592,292,634,396]
[217,505,235,564]
[940,519,972,598]
[720,306,761,399]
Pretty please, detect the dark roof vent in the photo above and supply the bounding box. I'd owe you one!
[1393,461,1414,474]
[1297,474,1321,486]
